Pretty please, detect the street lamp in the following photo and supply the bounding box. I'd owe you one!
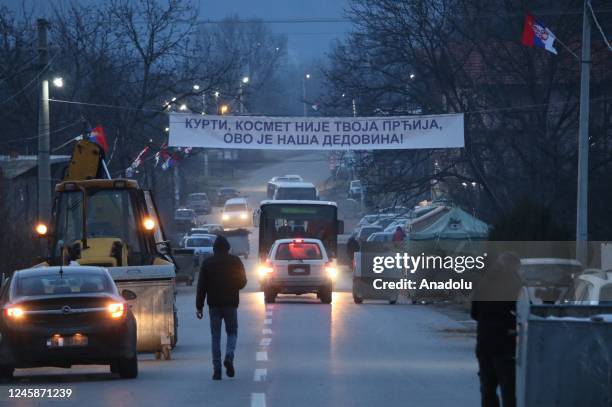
[302,73,311,117]
[52,77,64,88]
[179,104,187,111]
[220,104,229,115]
[409,73,416,80]
[239,77,249,114]
[193,84,200,90]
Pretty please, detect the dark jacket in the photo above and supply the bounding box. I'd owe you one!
[471,271,523,355]
[196,236,247,310]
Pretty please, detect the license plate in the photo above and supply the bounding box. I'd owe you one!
[47,334,88,348]
[293,268,306,273]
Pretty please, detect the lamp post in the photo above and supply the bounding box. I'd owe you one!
[302,73,311,117]
[239,76,249,114]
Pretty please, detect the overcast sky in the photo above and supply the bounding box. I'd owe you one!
[5,0,352,61]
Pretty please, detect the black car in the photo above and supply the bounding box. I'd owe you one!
[0,266,138,380]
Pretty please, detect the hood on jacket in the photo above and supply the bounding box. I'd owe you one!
[213,235,231,254]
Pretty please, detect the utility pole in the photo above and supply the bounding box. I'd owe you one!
[576,1,591,265]
[37,18,51,225]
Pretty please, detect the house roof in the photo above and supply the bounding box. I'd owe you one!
[0,155,70,180]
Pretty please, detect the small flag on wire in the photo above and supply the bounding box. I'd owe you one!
[521,14,558,54]
[89,126,109,152]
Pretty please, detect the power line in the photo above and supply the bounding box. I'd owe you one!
[588,1,612,52]
[0,53,58,107]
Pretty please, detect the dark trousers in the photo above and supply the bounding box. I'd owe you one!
[477,352,516,407]
[209,307,238,369]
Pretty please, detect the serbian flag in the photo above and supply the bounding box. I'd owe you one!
[89,126,109,152]
[521,14,558,54]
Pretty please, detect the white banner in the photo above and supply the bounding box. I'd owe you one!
[169,112,464,150]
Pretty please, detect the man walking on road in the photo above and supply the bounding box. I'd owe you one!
[196,235,247,380]
[471,252,523,407]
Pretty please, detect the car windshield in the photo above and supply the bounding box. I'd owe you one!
[176,210,194,218]
[225,204,246,212]
[275,242,322,260]
[186,238,213,247]
[15,272,114,296]
[220,188,237,194]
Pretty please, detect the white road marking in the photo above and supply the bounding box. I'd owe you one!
[262,328,273,335]
[251,393,266,407]
[264,318,272,325]
[254,368,267,382]
[256,351,268,361]
[260,337,271,346]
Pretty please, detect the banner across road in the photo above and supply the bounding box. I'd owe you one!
[168,112,464,150]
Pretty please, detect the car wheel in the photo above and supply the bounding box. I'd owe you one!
[320,286,333,304]
[110,361,119,374]
[264,290,276,304]
[0,365,14,381]
[353,296,363,304]
[118,354,138,379]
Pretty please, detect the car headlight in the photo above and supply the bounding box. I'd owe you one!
[240,212,248,220]
[222,213,230,221]
[107,302,126,318]
[5,306,25,319]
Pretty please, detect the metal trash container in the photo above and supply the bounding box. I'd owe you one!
[172,248,198,286]
[223,229,250,259]
[516,293,612,407]
[110,265,177,360]
[352,252,402,304]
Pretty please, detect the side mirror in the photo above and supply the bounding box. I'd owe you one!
[337,220,345,235]
[121,289,137,301]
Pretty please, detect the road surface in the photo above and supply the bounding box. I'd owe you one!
[1,154,480,406]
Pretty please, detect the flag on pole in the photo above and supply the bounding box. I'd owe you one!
[521,14,558,54]
[126,145,150,177]
[89,126,109,152]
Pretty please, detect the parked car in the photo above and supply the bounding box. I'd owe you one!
[563,269,612,305]
[520,258,583,304]
[258,238,336,304]
[186,193,211,214]
[357,214,394,228]
[349,180,362,199]
[356,225,384,242]
[366,232,394,242]
[215,187,240,206]
[221,198,251,228]
[0,266,138,380]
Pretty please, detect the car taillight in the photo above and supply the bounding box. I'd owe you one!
[258,262,274,279]
[325,262,338,280]
[107,302,126,318]
[5,306,25,319]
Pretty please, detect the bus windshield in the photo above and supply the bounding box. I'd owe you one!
[275,187,317,200]
[259,204,337,259]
